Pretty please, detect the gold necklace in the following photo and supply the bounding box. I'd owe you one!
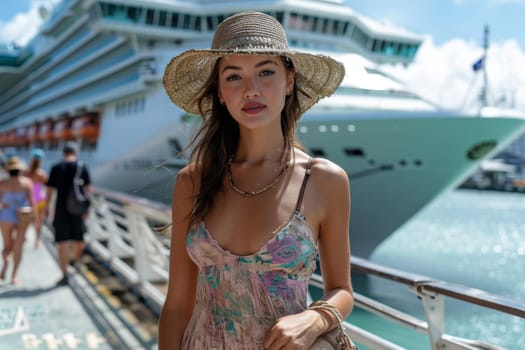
[228,154,290,197]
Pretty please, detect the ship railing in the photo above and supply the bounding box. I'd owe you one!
[85,187,525,350]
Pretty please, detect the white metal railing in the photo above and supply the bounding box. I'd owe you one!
[85,187,525,350]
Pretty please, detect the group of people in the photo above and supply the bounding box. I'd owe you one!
[0,141,91,286]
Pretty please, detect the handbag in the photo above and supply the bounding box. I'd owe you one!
[309,301,358,350]
[17,206,34,226]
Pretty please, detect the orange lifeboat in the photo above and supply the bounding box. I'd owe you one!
[37,119,55,143]
[0,131,9,146]
[1,129,17,146]
[53,118,74,141]
[15,126,29,146]
[26,122,40,144]
[72,113,100,142]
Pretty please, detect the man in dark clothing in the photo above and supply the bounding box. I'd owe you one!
[45,141,92,286]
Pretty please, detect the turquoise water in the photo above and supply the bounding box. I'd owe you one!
[351,189,525,349]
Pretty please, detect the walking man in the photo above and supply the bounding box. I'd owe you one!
[45,141,92,286]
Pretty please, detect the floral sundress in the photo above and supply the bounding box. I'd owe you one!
[182,160,317,349]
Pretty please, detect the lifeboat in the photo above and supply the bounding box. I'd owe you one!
[3,129,17,146]
[0,131,9,146]
[15,126,29,146]
[53,118,74,141]
[37,119,55,143]
[26,122,40,144]
[72,113,100,142]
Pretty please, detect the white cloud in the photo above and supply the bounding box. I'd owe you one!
[381,36,525,113]
[0,0,60,45]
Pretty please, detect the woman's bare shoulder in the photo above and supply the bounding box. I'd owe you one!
[173,163,201,199]
[310,157,349,187]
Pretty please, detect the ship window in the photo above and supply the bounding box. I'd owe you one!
[106,3,116,17]
[344,148,365,157]
[127,7,141,22]
[399,44,408,57]
[182,14,191,29]
[322,18,329,33]
[195,16,202,31]
[310,149,326,157]
[407,45,418,58]
[275,12,284,24]
[350,26,368,48]
[312,17,319,31]
[159,11,167,26]
[289,12,299,30]
[383,42,395,56]
[171,13,179,28]
[371,39,379,52]
[206,16,214,30]
[301,15,311,31]
[146,9,155,25]
[342,21,349,34]
[127,6,141,22]
[334,20,342,35]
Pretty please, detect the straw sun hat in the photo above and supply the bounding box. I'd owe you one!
[5,156,27,171]
[163,11,345,115]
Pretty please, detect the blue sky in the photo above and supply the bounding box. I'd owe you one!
[1,0,525,111]
[349,0,525,48]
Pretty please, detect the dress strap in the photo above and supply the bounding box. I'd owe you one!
[295,157,313,213]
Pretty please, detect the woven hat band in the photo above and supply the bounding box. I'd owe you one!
[212,11,289,50]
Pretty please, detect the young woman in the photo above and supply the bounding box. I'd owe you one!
[24,148,48,248]
[158,11,354,349]
[0,157,35,284]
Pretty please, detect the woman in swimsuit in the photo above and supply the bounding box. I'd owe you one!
[158,11,354,349]
[23,148,48,248]
[0,157,35,284]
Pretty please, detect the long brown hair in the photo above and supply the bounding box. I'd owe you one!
[186,56,303,227]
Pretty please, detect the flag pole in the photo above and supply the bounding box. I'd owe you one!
[479,24,490,112]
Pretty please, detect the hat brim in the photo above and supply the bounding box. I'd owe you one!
[162,49,345,115]
[5,162,26,171]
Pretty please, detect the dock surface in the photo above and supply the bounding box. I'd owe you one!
[0,226,146,350]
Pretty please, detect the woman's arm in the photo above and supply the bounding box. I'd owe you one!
[314,158,354,326]
[23,177,38,224]
[157,167,199,350]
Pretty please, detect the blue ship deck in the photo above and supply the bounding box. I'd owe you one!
[0,226,156,350]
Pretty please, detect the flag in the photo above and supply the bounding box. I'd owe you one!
[472,56,485,72]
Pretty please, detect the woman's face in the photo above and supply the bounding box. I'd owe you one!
[217,54,294,130]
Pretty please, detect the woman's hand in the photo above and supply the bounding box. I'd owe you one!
[263,309,327,350]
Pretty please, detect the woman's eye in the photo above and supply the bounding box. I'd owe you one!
[260,70,274,77]
[225,74,240,82]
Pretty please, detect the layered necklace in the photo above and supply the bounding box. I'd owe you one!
[228,151,291,198]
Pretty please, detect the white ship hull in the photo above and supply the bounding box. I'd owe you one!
[26,101,525,258]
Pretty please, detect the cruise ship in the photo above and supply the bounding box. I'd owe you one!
[1,0,524,257]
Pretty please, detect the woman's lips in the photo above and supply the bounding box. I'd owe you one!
[242,101,266,114]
